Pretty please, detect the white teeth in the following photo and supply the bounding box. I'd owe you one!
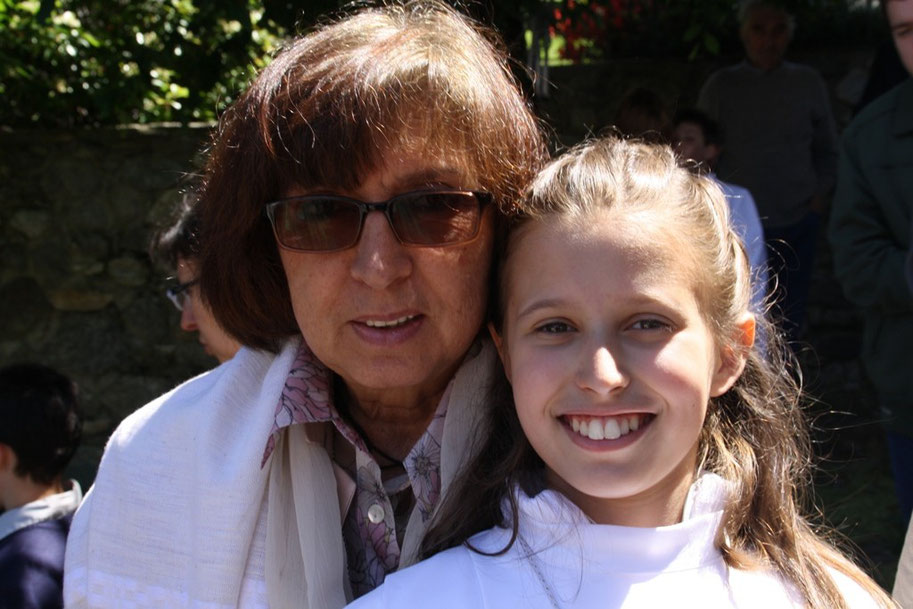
[567,414,646,441]
[364,315,415,328]
[587,423,605,440]
[604,418,621,440]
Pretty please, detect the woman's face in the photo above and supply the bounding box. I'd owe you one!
[176,257,241,364]
[277,151,495,409]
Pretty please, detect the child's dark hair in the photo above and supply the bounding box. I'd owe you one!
[673,107,724,149]
[612,86,672,144]
[421,137,894,609]
[150,192,203,271]
[0,363,82,486]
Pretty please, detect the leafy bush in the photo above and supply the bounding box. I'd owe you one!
[0,0,297,126]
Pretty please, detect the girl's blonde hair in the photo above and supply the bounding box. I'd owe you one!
[422,137,895,609]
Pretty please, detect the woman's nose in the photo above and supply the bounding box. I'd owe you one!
[180,303,198,332]
[349,212,413,289]
[576,345,628,395]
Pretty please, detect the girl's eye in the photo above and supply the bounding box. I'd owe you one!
[629,318,671,332]
[535,321,574,334]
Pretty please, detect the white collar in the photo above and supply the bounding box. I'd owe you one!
[0,480,82,542]
[511,473,731,573]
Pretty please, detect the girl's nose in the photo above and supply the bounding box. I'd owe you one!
[349,212,413,289]
[577,345,628,395]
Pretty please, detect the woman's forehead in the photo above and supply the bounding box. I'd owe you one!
[376,149,477,186]
[284,146,479,198]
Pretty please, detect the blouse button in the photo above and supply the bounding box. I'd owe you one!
[367,503,385,524]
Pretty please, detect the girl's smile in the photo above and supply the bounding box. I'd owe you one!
[567,413,648,439]
[493,210,744,528]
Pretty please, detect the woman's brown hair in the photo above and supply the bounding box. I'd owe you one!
[197,0,548,351]
[421,137,895,609]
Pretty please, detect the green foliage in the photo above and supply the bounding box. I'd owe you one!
[0,0,298,127]
[0,0,538,127]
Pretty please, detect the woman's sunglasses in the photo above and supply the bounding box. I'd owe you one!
[265,188,492,253]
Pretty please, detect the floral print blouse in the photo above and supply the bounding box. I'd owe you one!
[261,341,447,598]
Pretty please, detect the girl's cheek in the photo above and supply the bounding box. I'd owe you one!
[512,346,567,387]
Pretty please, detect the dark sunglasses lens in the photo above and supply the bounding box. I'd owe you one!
[391,192,481,245]
[271,198,361,251]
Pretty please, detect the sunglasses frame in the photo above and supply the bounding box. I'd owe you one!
[165,278,199,311]
[264,188,493,253]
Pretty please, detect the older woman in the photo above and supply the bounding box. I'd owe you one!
[64,1,546,608]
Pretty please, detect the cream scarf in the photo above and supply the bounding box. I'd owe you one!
[264,338,495,608]
[64,337,495,609]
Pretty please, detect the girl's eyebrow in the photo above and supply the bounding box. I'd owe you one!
[515,292,681,321]
[516,298,568,320]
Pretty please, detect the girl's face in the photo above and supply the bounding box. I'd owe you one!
[493,210,745,527]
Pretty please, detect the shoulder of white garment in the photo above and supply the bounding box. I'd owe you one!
[345,544,488,609]
[64,339,301,608]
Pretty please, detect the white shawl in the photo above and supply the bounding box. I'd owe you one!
[64,337,496,608]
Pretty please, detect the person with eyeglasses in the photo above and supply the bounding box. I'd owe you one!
[152,199,241,364]
[64,2,547,608]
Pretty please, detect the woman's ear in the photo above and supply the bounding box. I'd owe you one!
[710,313,755,397]
[488,322,511,382]
[0,443,13,473]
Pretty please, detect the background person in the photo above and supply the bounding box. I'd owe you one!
[673,107,768,313]
[152,196,241,363]
[828,0,913,529]
[611,86,672,144]
[698,0,838,342]
[0,363,83,609]
[64,2,547,608]
[828,2,913,605]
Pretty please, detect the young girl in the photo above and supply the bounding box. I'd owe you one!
[347,138,895,608]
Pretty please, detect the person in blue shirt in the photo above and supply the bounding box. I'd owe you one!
[0,363,82,609]
[673,108,769,314]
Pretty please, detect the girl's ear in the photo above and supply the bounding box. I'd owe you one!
[709,313,755,397]
[487,322,511,382]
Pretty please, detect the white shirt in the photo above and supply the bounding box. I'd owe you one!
[347,474,879,608]
[710,173,769,313]
[0,480,82,542]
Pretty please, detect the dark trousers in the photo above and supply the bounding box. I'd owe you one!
[765,212,820,343]
[888,430,913,527]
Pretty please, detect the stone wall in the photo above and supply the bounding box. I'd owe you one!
[0,125,216,485]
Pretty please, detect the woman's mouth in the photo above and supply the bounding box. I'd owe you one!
[564,414,653,441]
[363,314,419,328]
[351,314,424,346]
